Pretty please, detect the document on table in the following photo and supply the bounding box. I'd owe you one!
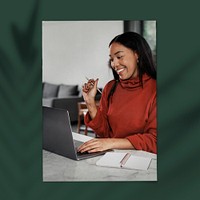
[96,152,152,170]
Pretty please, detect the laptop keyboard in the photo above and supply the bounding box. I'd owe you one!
[74,140,89,155]
[74,139,108,158]
[76,151,90,156]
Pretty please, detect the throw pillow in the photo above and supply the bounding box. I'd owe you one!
[57,84,79,97]
[43,82,59,98]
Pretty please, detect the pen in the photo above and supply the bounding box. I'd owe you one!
[120,153,131,167]
[85,77,102,94]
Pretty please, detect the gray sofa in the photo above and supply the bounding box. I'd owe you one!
[42,82,102,123]
[42,82,83,123]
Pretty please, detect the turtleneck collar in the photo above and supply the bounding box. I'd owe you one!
[119,73,151,90]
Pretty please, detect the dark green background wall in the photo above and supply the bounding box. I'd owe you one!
[0,0,200,200]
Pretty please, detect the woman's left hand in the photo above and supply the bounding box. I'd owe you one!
[77,138,114,153]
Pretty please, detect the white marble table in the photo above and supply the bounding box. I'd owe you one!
[43,133,157,182]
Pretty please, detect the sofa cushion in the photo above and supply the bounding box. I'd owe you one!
[42,98,55,107]
[43,82,59,98]
[57,84,79,98]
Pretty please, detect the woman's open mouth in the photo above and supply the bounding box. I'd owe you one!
[116,68,125,75]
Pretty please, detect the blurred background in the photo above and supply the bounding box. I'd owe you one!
[42,20,156,88]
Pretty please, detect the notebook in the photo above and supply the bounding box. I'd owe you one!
[96,152,152,170]
[43,106,107,160]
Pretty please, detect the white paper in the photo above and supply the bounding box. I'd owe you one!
[96,152,152,170]
[132,150,157,160]
[96,152,127,168]
[124,155,151,170]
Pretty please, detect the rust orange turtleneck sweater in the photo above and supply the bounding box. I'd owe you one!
[84,74,157,153]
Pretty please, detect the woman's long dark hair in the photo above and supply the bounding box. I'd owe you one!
[107,32,156,102]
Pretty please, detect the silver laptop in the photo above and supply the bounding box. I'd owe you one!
[43,106,107,160]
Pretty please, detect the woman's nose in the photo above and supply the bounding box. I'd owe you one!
[112,58,120,69]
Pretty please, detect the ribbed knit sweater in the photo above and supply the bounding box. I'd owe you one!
[84,74,157,153]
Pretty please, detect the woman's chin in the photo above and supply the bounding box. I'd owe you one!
[119,74,131,80]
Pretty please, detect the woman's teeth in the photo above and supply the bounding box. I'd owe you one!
[117,68,124,74]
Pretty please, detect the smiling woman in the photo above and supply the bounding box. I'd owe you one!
[109,42,139,80]
[78,32,157,154]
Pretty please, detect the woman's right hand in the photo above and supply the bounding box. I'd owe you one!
[82,78,99,103]
[82,78,99,119]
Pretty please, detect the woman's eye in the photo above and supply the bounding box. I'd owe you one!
[117,56,123,59]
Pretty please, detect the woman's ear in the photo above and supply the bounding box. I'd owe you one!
[134,52,139,61]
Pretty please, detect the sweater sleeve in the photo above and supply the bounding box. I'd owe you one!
[84,81,114,138]
[126,93,157,153]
